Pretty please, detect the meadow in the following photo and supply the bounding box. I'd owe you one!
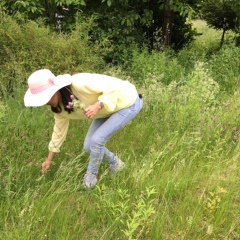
[0,19,240,239]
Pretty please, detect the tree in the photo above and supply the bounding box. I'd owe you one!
[82,0,200,62]
[160,0,197,47]
[0,0,201,64]
[202,0,239,48]
[0,0,86,31]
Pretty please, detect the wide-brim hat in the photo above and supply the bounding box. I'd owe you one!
[24,69,72,107]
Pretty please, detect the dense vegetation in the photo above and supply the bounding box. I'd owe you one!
[1,0,239,64]
[0,10,240,240]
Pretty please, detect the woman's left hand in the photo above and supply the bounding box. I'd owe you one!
[84,102,101,119]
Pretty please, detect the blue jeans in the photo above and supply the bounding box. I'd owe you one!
[84,96,143,175]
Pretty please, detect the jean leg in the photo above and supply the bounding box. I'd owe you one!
[84,118,108,154]
[86,97,143,175]
[84,118,109,175]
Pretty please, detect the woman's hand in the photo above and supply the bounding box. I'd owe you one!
[41,152,56,173]
[41,159,52,173]
[84,102,102,119]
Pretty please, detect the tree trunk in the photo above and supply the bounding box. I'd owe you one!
[220,28,226,48]
[163,9,174,47]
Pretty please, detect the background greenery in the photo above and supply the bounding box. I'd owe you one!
[1,0,239,64]
[0,9,240,240]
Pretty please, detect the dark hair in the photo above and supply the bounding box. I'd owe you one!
[51,86,75,114]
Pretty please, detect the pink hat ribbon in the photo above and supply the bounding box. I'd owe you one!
[29,79,54,94]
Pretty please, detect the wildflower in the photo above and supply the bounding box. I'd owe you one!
[65,95,85,111]
[72,98,85,110]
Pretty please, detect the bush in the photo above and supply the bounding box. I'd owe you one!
[126,48,185,85]
[142,61,220,134]
[0,13,106,97]
[208,45,240,92]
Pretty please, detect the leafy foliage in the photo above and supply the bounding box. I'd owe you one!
[126,48,184,85]
[0,13,106,97]
[208,46,240,92]
[201,0,239,47]
[0,0,86,30]
[202,0,239,32]
[0,0,202,64]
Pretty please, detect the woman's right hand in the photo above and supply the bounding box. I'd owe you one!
[41,152,56,173]
[41,159,52,173]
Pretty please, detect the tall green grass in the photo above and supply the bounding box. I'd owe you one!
[1,62,240,239]
[1,19,240,239]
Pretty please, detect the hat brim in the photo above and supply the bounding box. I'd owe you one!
[24,84,69,107]
[24,72,72,107]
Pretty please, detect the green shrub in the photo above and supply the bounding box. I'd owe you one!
[142,61,220,135]
[127,48,185,85]
[0,13,106,97]
[208,45,240,93]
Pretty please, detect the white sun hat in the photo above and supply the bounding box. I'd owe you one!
[24,69,72,107]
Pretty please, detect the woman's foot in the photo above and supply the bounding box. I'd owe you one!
[109,159,125,175]
[83,172,97,188]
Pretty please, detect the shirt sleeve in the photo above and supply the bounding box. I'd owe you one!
[72,74,120,112]
[48,114,69,153]
[97,86,119,112]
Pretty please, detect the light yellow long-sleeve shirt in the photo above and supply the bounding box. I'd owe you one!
[48,73,138,152]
